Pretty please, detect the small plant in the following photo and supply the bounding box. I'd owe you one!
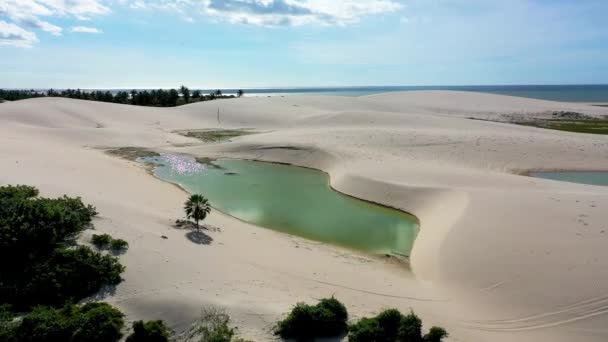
[274,297,348,341]
[349,309,448,342]
[92,234,129,252]
[110,238,129,252]
[126,320,170,342]
[92,234,112,249]
[179,306,250,342]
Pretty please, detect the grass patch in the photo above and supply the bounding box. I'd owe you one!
[178,306,251,342]
[176,129,255,143]
[106,147,160,161]
[516,119,608,135]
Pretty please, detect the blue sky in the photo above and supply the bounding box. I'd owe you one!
[1,0,607,88]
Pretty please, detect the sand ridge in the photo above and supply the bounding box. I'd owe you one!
[2,91,608,341]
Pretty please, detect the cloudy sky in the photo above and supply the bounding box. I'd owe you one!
[1,0,607,88]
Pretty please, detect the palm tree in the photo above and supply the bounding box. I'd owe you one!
[184,194,211,232]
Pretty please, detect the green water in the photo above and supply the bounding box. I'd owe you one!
[142,155,419,255]
[531,171,608,186]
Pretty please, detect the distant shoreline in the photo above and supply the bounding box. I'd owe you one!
[3,84,608,102]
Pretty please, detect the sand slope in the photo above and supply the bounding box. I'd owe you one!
[2,91,608,341]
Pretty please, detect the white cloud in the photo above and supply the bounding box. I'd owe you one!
[0,0,109,46]
[203,0,402,26]
[129,0,402,27]
[0,19,38,47]
[71,26,102,33]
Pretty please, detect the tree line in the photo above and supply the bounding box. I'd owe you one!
[0,86,244,107]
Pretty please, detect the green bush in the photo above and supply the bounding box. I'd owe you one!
[424,326,449,342]
[92,234,112,249]
[12,303,124,342]
[126,320,170,342]
[0,185,124,310]
[274,297,348,340]
[110,238,129,252]
[349,309,448,342]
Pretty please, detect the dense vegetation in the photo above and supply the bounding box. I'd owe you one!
[0,185,124,310]
[275,297,448,342]
[0,86,242,107]
[274,297,349,340]
[0,184,132,341]
[5,303,125,342]
[349,309,448,342]
[126,320,170,342]
[0,89,46,102]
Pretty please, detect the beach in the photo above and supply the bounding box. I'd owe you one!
[2,90,608,341]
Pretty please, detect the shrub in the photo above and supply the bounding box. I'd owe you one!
[8,246,124,309]
[180,306,249,342]
[0,185,124,310]
[126,320,170,342]
[274,297,348,340]
[12,303,124,342]
[349,309,447,342]
[110,238,129,252]
[424,326,449,342]
[92,234,112,249]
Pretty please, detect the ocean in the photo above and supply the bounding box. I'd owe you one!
[44,85,608,103]
[218,85,608,102]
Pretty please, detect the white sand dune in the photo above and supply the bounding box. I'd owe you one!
[2,91,608,341]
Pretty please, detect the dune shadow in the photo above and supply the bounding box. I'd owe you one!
[186,230,213,245]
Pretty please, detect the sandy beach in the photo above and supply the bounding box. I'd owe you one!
[2,90,608,341]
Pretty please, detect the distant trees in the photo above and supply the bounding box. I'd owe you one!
[180,85,191,103]
[0,86,239,107]
[184,194,211,232]
[0,89,45,101]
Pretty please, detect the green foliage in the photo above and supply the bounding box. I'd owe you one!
[126,320,170,342]
[349,309,448,342]
[0,88,236,107]
[274,297,348,340]
[515,119,608,135]
[92,234,129,252]
[0,89,46,101]
[110,238,129,251]
[92,233,112,249]
[11,303,124,342]
[0,185,124,310]
[424,327,448,342]
[184,194,211,231]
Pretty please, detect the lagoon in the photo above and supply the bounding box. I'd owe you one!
[142,155,419,256]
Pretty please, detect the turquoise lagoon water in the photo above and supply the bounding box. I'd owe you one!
[142,155,419,255]
[531,171,608,186]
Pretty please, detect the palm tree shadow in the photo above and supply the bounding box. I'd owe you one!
[186,230,213,245]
